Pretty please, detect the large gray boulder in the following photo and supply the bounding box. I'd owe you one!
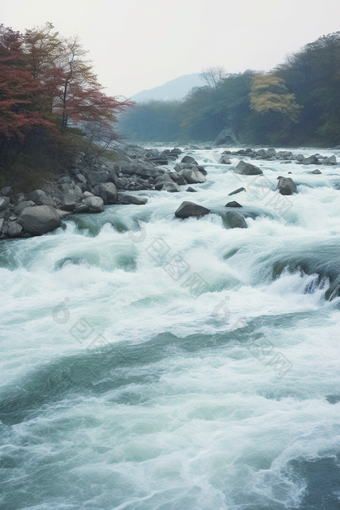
[234,160,263,175]
[277,177,297,195]
[0,196,10,212]
[175,201,210,219]
[323,155,337,165]
[161,181,180,192]
[18,205,61,236]
[91,182,117,204]
[178,168,206,184]
[226,211,248,229]
[28,189,54,206]
[8,222,23,237]
[60,191,76,211]
[14,200,36,215]
[83,196,104,213]
[302,155,319,165]
[168,172,187,185]
[181,155,198,165]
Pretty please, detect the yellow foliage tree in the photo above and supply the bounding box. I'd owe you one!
[250,74,302,123]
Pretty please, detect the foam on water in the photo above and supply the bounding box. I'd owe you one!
[1,147,340,509]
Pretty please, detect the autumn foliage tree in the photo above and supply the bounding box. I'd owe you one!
[0,22,133,167]
[0,25,52,152]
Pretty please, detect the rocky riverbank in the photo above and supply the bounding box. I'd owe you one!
[0,143,337,239]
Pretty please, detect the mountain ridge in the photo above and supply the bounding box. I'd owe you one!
[131,73,204,102]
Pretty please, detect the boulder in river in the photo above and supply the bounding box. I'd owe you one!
[310,169,322,174]
[92,182,118,204]
[83,196,104,213]
[225,201,242,208]
[228,187,246,196]
[118,194,148,205]
[181,155,198,165]
[226,211,248,229]
[219,155,232,164]
[277,177,297,195]
[234,160,263,175]
[161,181,180,192]
[19,205,61,236]
[175,201,210,219]
[178,168,206,184]
[323,155,337,165]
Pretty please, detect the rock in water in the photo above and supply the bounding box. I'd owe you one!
[175,201,210,219]
[226,211,248,229]
[228,187,246,196]
[118,195,148,205]
[178,168,206,184]
[181,155,198,165]
[219,155,232,164]
[8,222,23,237]
[83,196,104,213]
[19,206,61,236]
[225,201,242,208]
[234,160,263,175]
[277,177,297,195]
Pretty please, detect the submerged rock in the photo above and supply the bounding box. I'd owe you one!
[228,187,246,196]
[175,201,210,219]
[225,211,248,229]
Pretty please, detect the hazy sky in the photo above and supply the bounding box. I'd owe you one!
[1,0,340,98]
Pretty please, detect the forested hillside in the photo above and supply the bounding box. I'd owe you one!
[118,33,340,146]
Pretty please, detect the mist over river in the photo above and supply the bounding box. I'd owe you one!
[1,146,340,509]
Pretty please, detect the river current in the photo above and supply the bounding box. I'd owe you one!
[1,146,340,509]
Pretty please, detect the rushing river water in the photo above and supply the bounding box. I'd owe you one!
[1,147,340,509]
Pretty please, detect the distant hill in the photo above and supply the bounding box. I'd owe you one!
[131,73,204,102]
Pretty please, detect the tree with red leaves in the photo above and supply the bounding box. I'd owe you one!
[0,24,52,140]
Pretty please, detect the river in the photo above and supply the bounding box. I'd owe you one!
[1,146,340,509]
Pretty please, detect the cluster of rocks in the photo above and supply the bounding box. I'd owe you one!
[1,142,336,239]
[219,148,337,166]
[0,146,207,239]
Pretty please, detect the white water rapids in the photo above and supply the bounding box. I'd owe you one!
[1,146,340,509]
